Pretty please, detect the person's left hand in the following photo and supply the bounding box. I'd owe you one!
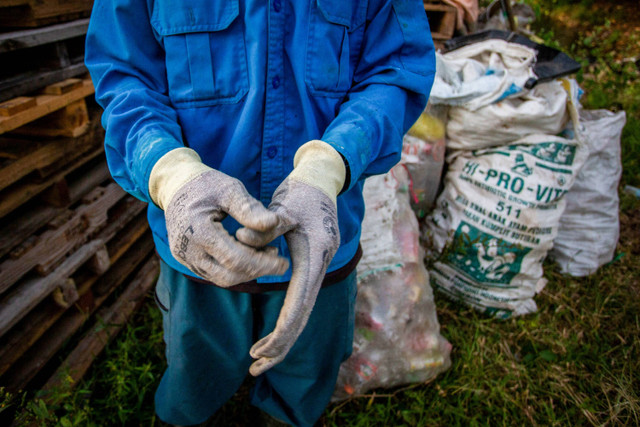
[236,140,346,376]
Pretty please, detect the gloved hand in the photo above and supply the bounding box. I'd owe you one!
[237,140,346,376]
[149,147,289,286]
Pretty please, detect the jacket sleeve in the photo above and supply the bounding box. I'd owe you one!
[322,0,435,190]
[85,0,185,202]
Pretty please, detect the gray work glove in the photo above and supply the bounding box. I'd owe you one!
[237,140,346,376]
[150,148,289,286]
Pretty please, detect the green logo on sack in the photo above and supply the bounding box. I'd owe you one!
[446,221,530,285]
[519,142,577,166]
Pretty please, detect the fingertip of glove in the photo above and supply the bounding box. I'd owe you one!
[248,208,280,231]
[236,226,278,250]
[250,344,264,360]
[254,251,289,276]
[274,257,290,275]
[249,359,269,377]
[236,227,258,246]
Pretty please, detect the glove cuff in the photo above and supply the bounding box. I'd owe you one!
[290,140,346,205]
[149,147,212,210]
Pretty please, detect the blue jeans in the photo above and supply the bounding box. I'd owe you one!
[154,260,357,426]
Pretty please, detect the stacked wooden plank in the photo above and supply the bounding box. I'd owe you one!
[0,18,158,397]
[0,0,93,28]
[0,18,89,102]
[424,1,458,49]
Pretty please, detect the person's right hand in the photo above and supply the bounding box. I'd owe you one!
[151,148,289,286]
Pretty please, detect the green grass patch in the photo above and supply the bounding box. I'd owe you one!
[4,301,166,426]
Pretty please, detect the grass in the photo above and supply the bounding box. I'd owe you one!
[3,1,640,425]
[2,303,166,426]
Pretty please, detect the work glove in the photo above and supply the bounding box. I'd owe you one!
[237,140,346,376]
[149,147,289,286]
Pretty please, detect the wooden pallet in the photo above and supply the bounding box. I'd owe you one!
[0,77,94,134]
[0,182,126,296]
[0,19,88,102]
[0,157,110,259]
[0,104,98,192]
[0,232,154,391]
[0,197,148,382]
[0,115,104,219]
[0,20,161,410]
[424,2,458,42]
[0,0,93,28]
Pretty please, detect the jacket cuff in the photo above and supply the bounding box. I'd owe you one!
[322,123,371,192]
[132,129,185,202]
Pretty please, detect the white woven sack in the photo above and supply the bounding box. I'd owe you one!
[551,109,626,276]
[424,131,589,318]
[430,39,536,111]
[446,80,570,150]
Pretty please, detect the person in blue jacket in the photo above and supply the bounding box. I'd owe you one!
[86,0,434,425]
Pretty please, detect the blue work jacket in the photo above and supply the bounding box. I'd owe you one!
[85,0,435,284]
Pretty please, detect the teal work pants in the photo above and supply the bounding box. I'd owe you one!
[154,260,357,426]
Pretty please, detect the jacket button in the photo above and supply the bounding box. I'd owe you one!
[266,147,278,159]
[273,0,281,12]
[272,75,280,89]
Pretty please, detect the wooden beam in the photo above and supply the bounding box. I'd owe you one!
[0,144,103,219]
[0,78,94,135]
[41,78,82,95]
[88,246,111,275]
[52,278,79,308]
[12,98,90,138]
[0,62,87,104]
[0,0,93,28]
[0,18,89,53]
[0,239,105,337]
[0,0,29,8]
[0,96,36,116]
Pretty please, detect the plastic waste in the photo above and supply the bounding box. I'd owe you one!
[624,185,640,198]
[401,110,447,217]
[333,165,451,400]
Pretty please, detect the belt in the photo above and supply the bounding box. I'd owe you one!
[184,245,362,293]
